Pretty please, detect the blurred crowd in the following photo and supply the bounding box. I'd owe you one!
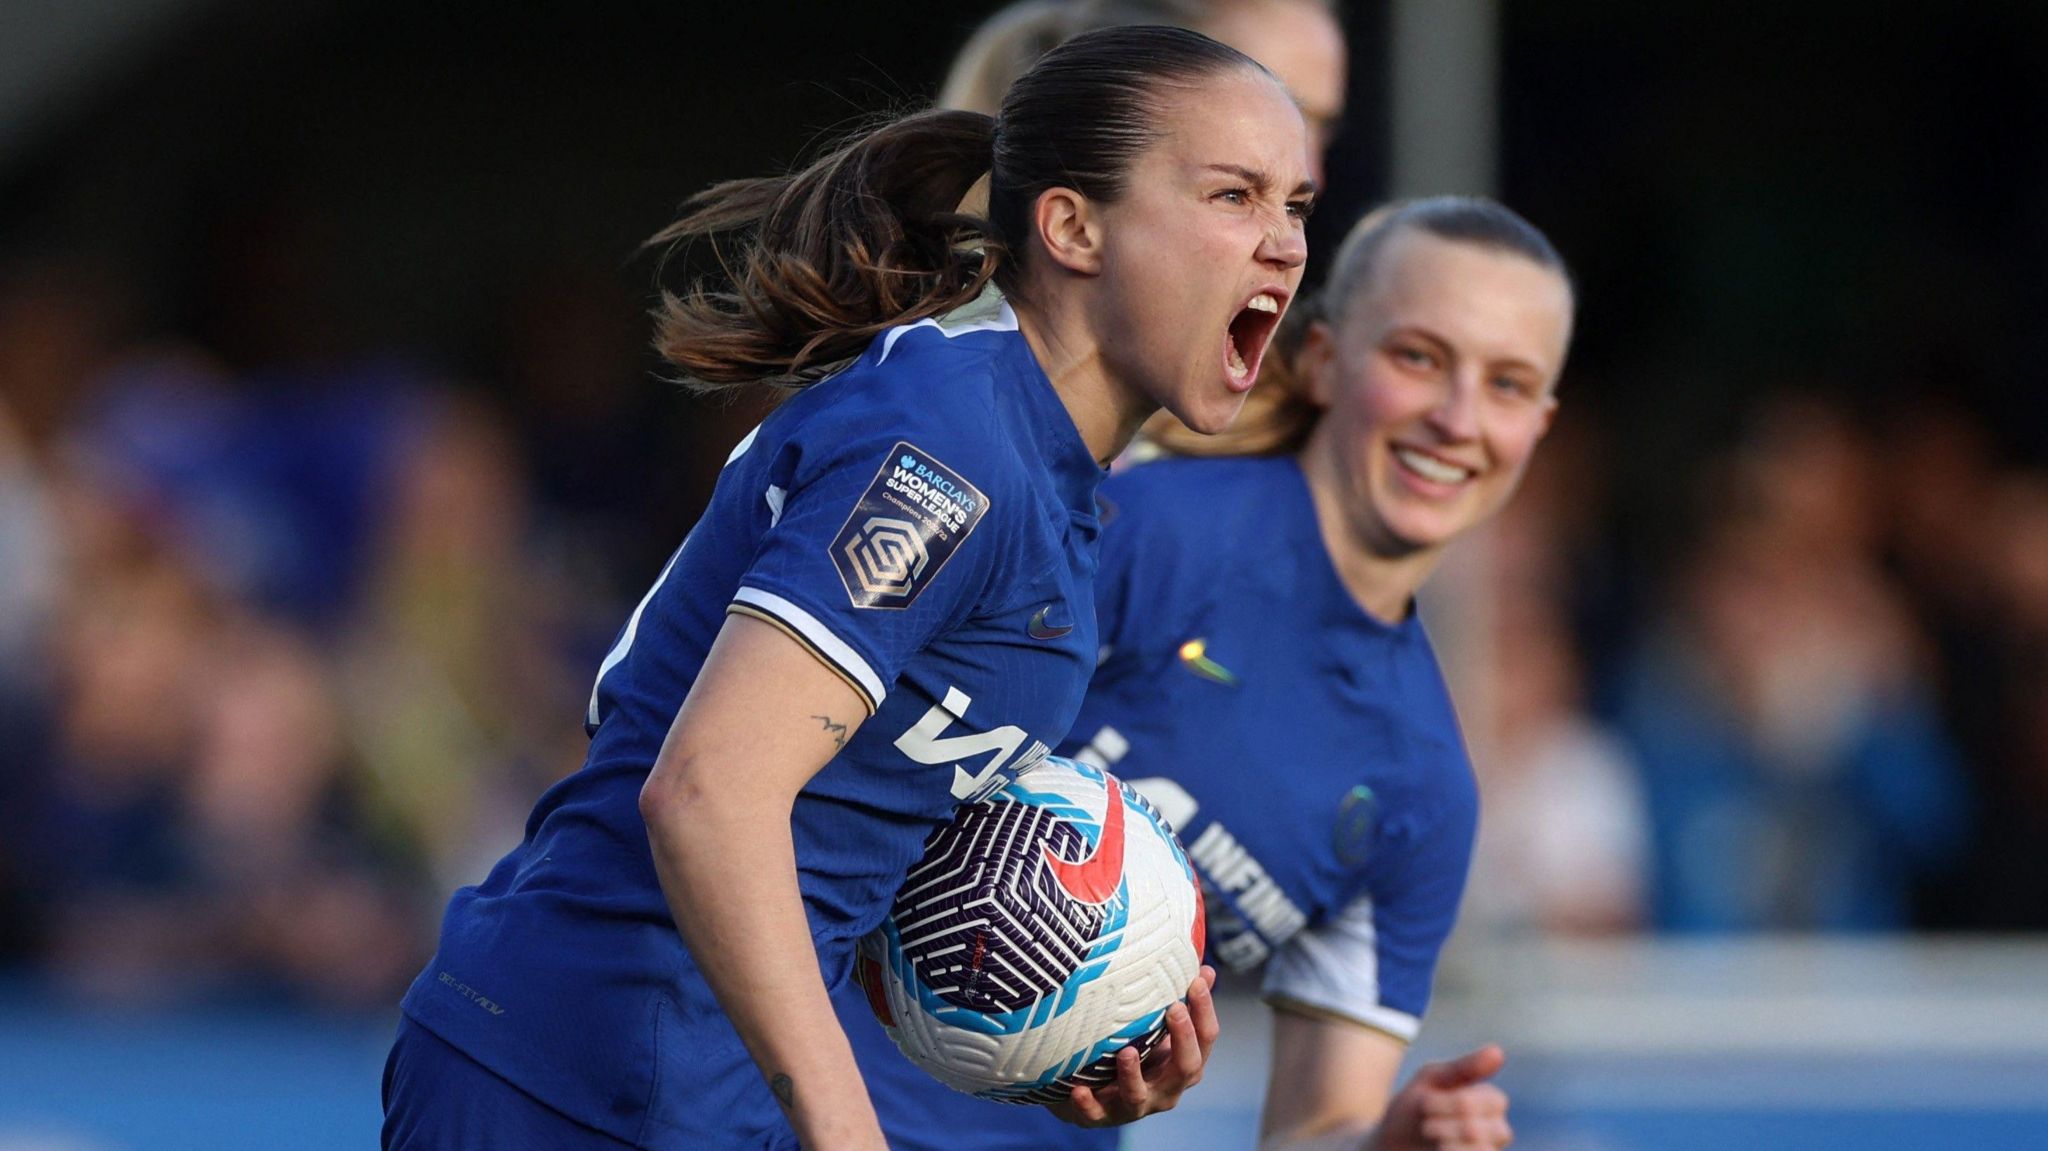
[0,252,753,1011]
[1463,392,2048,939]
[1,238,2044,1015]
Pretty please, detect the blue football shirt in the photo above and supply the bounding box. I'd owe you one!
[841,454,1478,1151]
[399,300,1104,1149]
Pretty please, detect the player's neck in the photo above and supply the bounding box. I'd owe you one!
[1296,448,1442,625]
[1011,294,1148,467]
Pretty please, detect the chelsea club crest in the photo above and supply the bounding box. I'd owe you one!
[1333,784,1377,867]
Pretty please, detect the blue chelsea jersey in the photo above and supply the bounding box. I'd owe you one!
[841,455,1478,1151]
[399,301,1104,1150]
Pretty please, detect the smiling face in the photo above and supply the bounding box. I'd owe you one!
[1301,227,1574,561]
[1085,66,1315,436]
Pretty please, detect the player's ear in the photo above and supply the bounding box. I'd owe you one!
[1297,319,1339,410]
[1034,187,1104,276]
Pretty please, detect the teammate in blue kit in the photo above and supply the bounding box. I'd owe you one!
[842,198,1575,1151]
[381,26,1315,1151]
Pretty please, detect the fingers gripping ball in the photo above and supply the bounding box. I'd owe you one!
[856,755,1204,1104]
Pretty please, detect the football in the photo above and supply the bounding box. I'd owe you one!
[854,754,1204,1104]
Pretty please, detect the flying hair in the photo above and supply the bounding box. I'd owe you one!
[649,25,1261,394]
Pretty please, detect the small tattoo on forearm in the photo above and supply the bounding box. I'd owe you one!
[810,714,849,750]
[770,1072,794,1111]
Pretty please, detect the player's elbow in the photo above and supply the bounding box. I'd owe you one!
[638,753,713,837]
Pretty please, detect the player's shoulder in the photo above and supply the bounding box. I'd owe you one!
[859,299,1025,415]
[758,320,1034,495]
[844,312,1027,441]
[1101,454,1295,540]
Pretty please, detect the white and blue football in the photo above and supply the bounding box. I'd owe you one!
[854,754,1204,1104]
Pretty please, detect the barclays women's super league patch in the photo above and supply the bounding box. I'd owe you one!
[832,442,990,609]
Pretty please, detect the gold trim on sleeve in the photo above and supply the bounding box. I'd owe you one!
[727,604,880,716]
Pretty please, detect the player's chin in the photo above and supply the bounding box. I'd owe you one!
[1171,387,1250,437]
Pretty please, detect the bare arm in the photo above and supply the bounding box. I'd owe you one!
[638,613,883,1151]
[1260,1007,1511,1151]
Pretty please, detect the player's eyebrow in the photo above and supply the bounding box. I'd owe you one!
[1391,324,1553,377]
[1203,163,1318,200]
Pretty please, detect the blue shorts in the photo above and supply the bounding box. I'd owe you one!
[382,1016,643,1151]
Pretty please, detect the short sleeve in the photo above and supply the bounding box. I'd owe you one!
[732,409,1010,714]
[1261,793,1476,1042]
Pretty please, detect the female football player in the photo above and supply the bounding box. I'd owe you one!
[843,197,1571,1151]
[381,26,1315,1151]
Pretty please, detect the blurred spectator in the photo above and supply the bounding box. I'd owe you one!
[0,256,134,689]
[1462,432,1651,938]
[1467,582,1649,937]
[1932,472,2048,928]
[0,256,134,965]
[0,241,610,1006]
[341,396,591,894]
[71,353,431,626]
[1614,397,1972,931]
[1884,400,2000,621]
[21,476,425,1009]
[499,266,675,588]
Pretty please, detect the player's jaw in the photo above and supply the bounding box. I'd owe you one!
[1305,353,1506,560]
[1167,281,1293,433]
[1349,375,1553,558]
[1363,425,1497,552]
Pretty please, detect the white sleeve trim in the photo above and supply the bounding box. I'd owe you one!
[731,587,887,710]
[1259,892,1422,1042]
[1263,991,1423,1043]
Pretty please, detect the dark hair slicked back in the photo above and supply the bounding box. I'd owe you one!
[987,26,1259,297]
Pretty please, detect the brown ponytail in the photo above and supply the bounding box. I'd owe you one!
[651,27,1262,395]
[648,110,1003,391]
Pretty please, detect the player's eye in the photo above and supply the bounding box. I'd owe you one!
[1491,373,1541,401]
[1286,198,1316,222]
[1392,344,1438,371]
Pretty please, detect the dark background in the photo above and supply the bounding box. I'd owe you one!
[3,3,2047,1146]
[1,0,2043,960]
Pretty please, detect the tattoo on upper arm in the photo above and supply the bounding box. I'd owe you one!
[810,714,850,751]
[770,1072,794,1111]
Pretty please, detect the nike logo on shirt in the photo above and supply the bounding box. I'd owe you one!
[1027,605,1074,640]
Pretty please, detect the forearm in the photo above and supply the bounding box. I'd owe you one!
[643,766,880,1150]
[1259,1009,1402,1151]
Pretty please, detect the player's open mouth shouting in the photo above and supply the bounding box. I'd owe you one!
[1224,286,1290,391]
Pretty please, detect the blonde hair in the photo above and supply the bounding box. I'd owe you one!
[940,1,1072,114]
[940,0,1338,114]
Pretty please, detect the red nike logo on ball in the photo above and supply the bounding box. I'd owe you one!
[1044,777,1126,904]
